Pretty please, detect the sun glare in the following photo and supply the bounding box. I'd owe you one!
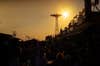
[62,12,69,19]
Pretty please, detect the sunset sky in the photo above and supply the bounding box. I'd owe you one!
[0,0,99,40]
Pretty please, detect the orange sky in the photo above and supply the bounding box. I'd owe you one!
[0,0,85,40]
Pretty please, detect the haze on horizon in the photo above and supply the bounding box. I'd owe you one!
[0,0,85,40]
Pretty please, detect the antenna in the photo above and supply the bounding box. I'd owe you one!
[12,31,17,37]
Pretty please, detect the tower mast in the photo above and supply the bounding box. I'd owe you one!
[50,14,61,36]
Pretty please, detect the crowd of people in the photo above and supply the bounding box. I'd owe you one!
[0,31,88,66]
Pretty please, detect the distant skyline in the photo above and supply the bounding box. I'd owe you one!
[0,0,99,40]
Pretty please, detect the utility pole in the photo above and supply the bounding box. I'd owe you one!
[85,0,92,20]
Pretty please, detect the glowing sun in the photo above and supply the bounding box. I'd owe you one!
[62,12,69,18]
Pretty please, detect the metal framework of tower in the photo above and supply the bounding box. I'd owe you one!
[50,14,61,36]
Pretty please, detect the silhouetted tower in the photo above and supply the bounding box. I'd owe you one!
[50,14,61,36]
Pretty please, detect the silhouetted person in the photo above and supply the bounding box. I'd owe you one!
[55,50,65,66]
